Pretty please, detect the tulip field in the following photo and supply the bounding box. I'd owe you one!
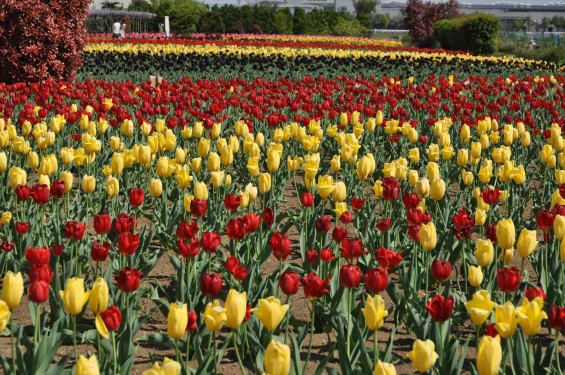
[0,34,565,375]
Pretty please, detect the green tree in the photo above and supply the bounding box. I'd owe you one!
[332,17,367,36]
[373,13,389,29]
[128,0,153,12]
[169,0,208,35]
[353,0,378,28]
[101,1,123,9]
[293,7,306,34]
[273,9,293,34]
[198,11,225,33]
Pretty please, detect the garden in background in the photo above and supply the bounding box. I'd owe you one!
[0,0,565,374]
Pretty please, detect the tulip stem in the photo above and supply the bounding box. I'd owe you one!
[34,305,41,352]
[373,329,378,366]
[185,333,191,372]
[175,339,181,366]
[73,315,78,362]
[232,330,246,375]
[555,332,562,375]
[302,302,315,375]
[112,331,118,374]
[10,317,15,372]
[347,288,352,359]
[284,297,291,345]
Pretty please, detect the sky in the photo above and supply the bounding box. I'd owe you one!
[383,0,561,4]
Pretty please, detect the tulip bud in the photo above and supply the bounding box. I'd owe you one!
[1,271,23,310]
[468,266,483,287]
[516,228,538,258]
[419,222,437,251]
[259,173,272,194]
[149,178,163,198]
[407,339,438,373]
[75,355,100,375]
[89,278,109,315]
[362,295,388,330]
[264,340,291,375]
[496,218,516,250]
[82,175,96,193]
[59,277,91,316]
[224,289,247,329]
[477,335,502,375]
[254,297,289,332]
[167,303,188,340]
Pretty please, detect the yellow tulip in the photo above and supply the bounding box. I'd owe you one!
[362,295,388,331]
[426,162,440,181]
[259,173,272,194]
[465,290,496,326]
[59,277,91,316]
[149,179,163,198]
[267,149,281,173]
[75,355,100,375]
[517,297,547,336]
[203,300,226,332]
[82,175,96,193]
[415,178,430,198]
[89,278,109,315]
[408,148,419,163]
[156,157,175,178]
[207,152,221,172]
[468,266,483,287]
[106,176,119,197]
[142,357,181,375]
[494,302,524,338]
[0,152,6,172]
[111,153,124,176]
[496,219,515,250]
[330,155,341,173]
[419,222,437,251]
[317,175,335,198]
[193,181,209,201]
[356,155,373,180]
[408,170,419,187]
[374,360,396,375]
[225,289,247,329]
[9,167,27,189]
[1,211,11,225]
[474,239,494,267]
[554,215,565,240]
[373,180,383,197]
[477,335,502,375]
[332,181,347,202]
[407,339,438,373]
[429,179,445,201]
[210,171,225,188]
[516,229,538,258]
[1,271,23,310]
[474,208,487,226]
[167,303,188,340]
[254,296,289,332]
[264,340,291,375]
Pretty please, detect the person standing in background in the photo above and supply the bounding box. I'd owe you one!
[112,20,121,39]
[120,21,126,39]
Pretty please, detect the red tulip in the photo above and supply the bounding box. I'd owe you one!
[91,240,111,262]
[15,221,29,234]
[100,305,122,331]
[481,188,500,205]
[430,260,452,282]
[301,272,331,299]
[190,199,208,218]
[407,208,427,225]
[245,213,261,232]
[426,295,454,322]
[225,256,239,273]
[315,215,332,233]
[29,281,50,303]
[116,267,143,293]
[536,209,555,230]
[200,272,223,297]
[484,322,499,337]
[365,268,389,294]
[186,311,198,332]
[269,231,291,261]
[113,213,135,234]
[560,185,565,200]
[339,212,353,224]
[62,221,86,241]
[201,231,221,253]
[1,241,14,253]
[496,267,522,293]
[452,208,475,240]
[30,184,50,205]
[339,264,362,288]
[340,238,364,259]
[280,270,300,295]
[382,177,400,201]
[375,246,402,270]
[262,208,275,227]
[226,217,248,240]
[25,246,50,266]
[486,224,497,243]
[15,184,30,201]
[177,238,200,258]
[51,244,64,256]
[29,264,53,283]
[402,193,420,208]
[376,218,392,232]
[306,249,318,264]
[223,193,241,211]
[350,198,365,210]
[524,287,546,301]
[233,265,248,281]
[320,248,335,262]
[93,213,112,235]
[129,188,145,207]
[50,181,66,199]
[300,192,314,207]
[243,303,252,323]
[547,305,565,331]
[117,233,140,255]
[176,220,199,240]
[332,226,347,243]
